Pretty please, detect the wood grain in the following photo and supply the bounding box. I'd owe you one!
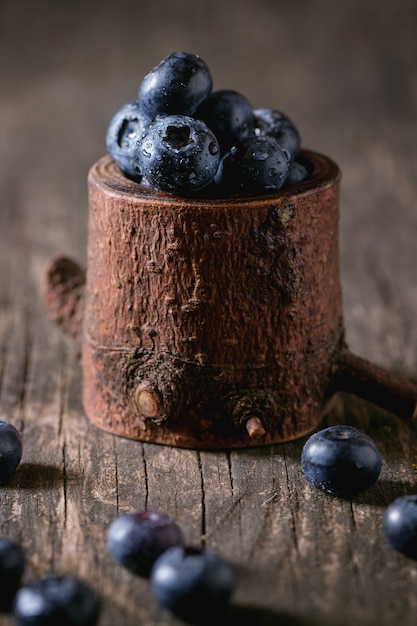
[1,1,417,625]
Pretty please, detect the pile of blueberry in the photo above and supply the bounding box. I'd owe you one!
[106,51,308,196]
[106,511,235,625]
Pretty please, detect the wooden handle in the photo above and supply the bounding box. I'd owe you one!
[332,350,417,421]
[43,255,86,342]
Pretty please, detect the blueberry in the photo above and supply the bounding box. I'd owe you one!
[253,108,301,161]
[383,495,417,559]
[151,546,235,625]
[0,538,25,611]
[13,574,100,626]
[301,425,382,498]
[138,52,212,120]
[0,420,22,479]
[105,100,148,181]
[286,159,308,186]
[136,115,220,195]
[196,89,254,153]
[106,510,185,578]
[215,136,290,194]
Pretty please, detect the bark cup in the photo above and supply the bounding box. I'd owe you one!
[43,151,417,449]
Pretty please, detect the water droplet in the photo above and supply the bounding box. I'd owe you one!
[253,151,269,161]
[142,145,152,159]
[208,142,219,156]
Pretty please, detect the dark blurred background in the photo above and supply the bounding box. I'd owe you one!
[1,0,417,367]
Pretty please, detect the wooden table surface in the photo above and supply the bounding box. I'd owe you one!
[1,1,417,624]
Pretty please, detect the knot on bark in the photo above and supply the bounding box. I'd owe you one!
[125,351,203,425]
[224,388,283,438]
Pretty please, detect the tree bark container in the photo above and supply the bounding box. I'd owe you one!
[83,150,343,448]
[44,151,417,449]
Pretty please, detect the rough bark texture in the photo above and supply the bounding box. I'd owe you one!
[80,151,343,448]
[44,154,417,448]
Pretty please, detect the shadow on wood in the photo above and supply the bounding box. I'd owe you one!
[4,463,79,490]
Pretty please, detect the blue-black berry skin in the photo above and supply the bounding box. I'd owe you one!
[106,510,185,578]
[13,574,100,626]
[301,425,382,498]
[105,52,307,196]
[151,546,235,625]
[383,495,417,559]
[105,100,148,181]
[0,420,22,479]
[138,52,212,120]
[0,538,25,611]
[253,108,301,161]
[196,89,254,153]
[136,115,220,195]
[286,160,308,186]
[215,136,290,194]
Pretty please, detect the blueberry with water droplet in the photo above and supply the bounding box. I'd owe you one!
[215,136,290,194]
[136,115,220,195]
[254,108,301,161]
[106,100,148,181]
[106,51,308,196]
[138,52,212,120]
[196,89,254,153]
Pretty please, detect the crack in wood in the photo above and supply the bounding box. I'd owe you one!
[347,501,368,609]
[57,353,69,440]
[283,448,300,557]
[62,441,68,528]
[141,443,149,512]
[197,451,207,546]
[227,450,234,497]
